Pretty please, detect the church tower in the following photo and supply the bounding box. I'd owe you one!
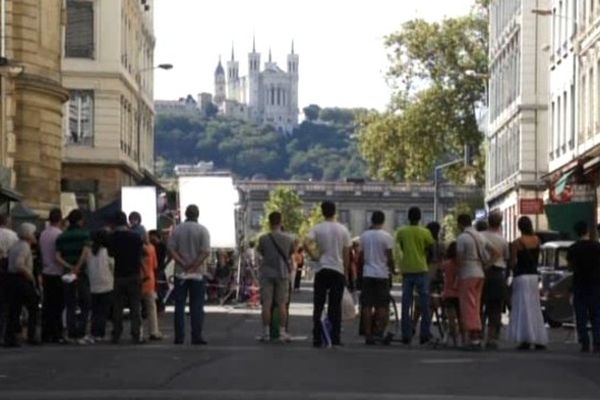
[248,37,261,110]
[227,45,240,101]
[214,57,226,106]
[287,41,299,124]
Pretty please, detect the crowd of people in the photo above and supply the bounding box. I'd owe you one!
[256,201,599,353]
[1,199,598,353]
[0,204,210,347]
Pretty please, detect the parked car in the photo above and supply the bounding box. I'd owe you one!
[537,241,574,327]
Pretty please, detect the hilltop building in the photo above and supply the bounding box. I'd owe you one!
[213,39,299,133]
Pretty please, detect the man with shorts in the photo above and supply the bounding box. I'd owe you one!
[257,211,295,342]
[359,211,396,345]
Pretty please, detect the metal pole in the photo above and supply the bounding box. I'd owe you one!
[433,167,439,222]
[0,0,6,167]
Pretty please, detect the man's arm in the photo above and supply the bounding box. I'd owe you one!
[385,249,397,275]
[343,245,351,281]
[72,246,91,275]
[55,251,75,272]
[14,251,34,281]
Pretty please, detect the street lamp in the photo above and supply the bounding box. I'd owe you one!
[136,63,173,175]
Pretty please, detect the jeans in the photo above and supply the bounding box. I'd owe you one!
[483,267,506,342]
[174,278,206,343]
[91,291,113,338]
[64,277,91,339]
[573,284,600,348]
[4,275,39,345]
[401,272,431,341]
[312,269,345,345]
[112,276,142,342]
[42,274,64,342]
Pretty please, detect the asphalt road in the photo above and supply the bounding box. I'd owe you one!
[0,286,599,400]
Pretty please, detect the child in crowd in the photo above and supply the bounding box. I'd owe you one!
[441,241,462,347]
[86,230,114,342]
[142,235,163,340]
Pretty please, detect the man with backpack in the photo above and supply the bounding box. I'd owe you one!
[256,211,295,342]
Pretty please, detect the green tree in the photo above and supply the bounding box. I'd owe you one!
[298,203,325,239]
[358,4,488,184]
[260,187,304,235]
[302,104,321,121]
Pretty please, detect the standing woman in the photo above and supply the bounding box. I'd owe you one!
[507,216,548,350]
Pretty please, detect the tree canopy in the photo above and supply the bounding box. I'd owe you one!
[154,106,369,180]
[358,3,488,184]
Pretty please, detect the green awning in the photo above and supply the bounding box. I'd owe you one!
[545,202,594,240]
[554,170,575,196]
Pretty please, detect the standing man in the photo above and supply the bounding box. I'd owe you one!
[129,212,146,240]
[4,223,39,347]
[168,205,211,345]
[305,201,351,347]
[256,211,295,342]
[56,209,91,343]
[108,211,145,344]
[481,210,509,350]
[395,207,434,345]
[567,221,600,353]
[0,214,18,343]
[359,210,395,345]
[40,208,65,343]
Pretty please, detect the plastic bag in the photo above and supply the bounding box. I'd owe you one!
[342,288,356,321]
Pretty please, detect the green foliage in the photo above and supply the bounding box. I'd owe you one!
[154,107,369,180]
[302,104,321,121]
[358,6,488,183]
[441,196,485,243]
[299,203,325,240]
[260,187,304,236]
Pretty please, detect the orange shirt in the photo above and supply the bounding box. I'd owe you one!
[142,244,157,295]
[442,259,459,299]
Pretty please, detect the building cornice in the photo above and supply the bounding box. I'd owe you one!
[15,74,69,103]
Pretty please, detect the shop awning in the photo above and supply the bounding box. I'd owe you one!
[0,186,22,202]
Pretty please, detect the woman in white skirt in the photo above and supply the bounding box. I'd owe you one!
[507,216,548,350]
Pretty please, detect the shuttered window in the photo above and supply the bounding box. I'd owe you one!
[65,1,94,59]
[66,90,94,146]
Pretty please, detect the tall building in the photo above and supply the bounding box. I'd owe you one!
[0,0,68,214]
[61,0,158,209]
[213,40,299,133]
[487,0,550,240]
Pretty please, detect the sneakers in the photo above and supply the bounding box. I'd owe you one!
[279,332,292,343]
[149,334,164,341]
[259,333,271,342]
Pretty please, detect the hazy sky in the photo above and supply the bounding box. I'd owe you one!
[154,0,475,111]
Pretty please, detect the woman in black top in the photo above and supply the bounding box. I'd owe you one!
[507,216,548,350]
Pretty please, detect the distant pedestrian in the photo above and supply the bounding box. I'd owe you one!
[256,211,295,342]
[359,211,395,345]
[4,223,39,347]
[456,214,497,349]
[108,211,145,344]
[441,242,461,346]
[86,230,114,342]
[567,221,600,353]
[480,210,509,350]
[129,211,146,241]
[305,201,351,348]
[0,214,18,343]
[292,246,304,291]
[395,207,434,345]
[142,235,163,340]
[149,230,170,312]
[507,216,548,350]
[40,208,65,343]
[56,209,92,344]
[168,204,211,345]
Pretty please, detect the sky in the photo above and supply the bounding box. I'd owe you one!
[154,0,475,111]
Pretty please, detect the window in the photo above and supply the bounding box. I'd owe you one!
[65,0,94,59]
[250,209,263,229]
[66,90,94,146]
[338,210,351,230]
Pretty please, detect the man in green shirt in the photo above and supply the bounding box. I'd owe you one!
[395,207,434,344]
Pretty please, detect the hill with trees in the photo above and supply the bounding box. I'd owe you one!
[154,104,369,180]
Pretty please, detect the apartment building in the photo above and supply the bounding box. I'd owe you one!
[61,0,159,209]
[487,0,550,240]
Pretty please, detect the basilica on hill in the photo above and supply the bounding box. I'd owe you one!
[213,39,299,134]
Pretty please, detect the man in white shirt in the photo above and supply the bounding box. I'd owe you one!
[305,201,351,347]
[481,210,509,350]
[359,211,395,345]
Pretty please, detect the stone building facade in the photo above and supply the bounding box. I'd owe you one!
[487,0,550,240]
[61,0,158,210]
[237,180,483,239]
[0,0,68,214]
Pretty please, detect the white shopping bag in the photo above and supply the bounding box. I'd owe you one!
[342,288,356,321]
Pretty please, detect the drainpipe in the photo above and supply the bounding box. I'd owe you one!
[0,0,6,167]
